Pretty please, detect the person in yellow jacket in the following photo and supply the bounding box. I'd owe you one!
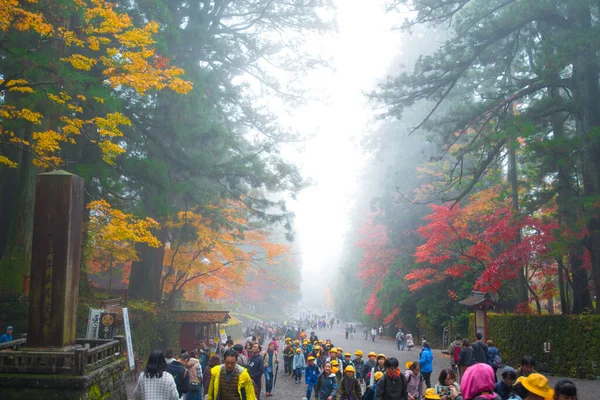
[207,350,256,400]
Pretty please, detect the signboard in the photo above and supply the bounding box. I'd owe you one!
[543,340,552,354]
[122,307,135,370]
[98,312,117,339]
[86,308,103,339]
[220,328,227,344]
[475,309,485,337]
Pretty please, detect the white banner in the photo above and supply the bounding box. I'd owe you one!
[122,307,135,370]
[86,308,102,339]
[220,328,227,344]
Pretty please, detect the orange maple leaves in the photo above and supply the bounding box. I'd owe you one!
[160,201,292,304]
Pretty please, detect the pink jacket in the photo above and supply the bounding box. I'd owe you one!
[404,369,424,399]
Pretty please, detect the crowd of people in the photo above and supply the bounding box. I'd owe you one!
[133,323,580,400]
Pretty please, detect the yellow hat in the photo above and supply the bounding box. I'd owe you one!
[337,347,343,352]
[318,340,323,343]
[329,348,338,354]
[307,356,315,361]
[314,341,318,344]
[354,350,363,356]
[296,348,302,353]
[294,339,300,343]
[304,339,309,344]
[514,376,526,386]
[344,365,356,373]
[331,360,339,366]
[377,353,386,360]
[521,374,555,399]
[405,361,414,370]
[315,345,321,350]
[374,371,384,381]
[368,351,377,357]
[344,352,351,357]
[424,388,441,400]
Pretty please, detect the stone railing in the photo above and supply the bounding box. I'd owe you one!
[0,336,124,375]
[0,338,27,351]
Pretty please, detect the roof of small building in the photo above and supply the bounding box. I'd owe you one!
[169,310,231,323]
[459,291,499,309]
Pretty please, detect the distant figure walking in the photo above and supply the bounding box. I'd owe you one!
[405,333,414,351]
[371,328,377,342]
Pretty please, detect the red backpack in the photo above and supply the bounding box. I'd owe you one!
[452,344,461,363]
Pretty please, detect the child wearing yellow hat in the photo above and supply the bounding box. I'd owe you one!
[337,365,362,400]
[293,347,305,384]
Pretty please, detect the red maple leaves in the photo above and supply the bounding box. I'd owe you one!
[356,211,399,317]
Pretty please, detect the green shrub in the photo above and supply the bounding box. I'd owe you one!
[469,313,600,379]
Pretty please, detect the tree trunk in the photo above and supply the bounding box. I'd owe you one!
[557,258,569,314]
[128,228,168,302]
[508,144,528,305]
[548,85,593,313]
[0,132,38,293]
[569,2,600,312]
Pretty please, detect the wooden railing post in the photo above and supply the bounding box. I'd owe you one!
[115,335,125,356]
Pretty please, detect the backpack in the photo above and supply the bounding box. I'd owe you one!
[492,354,503,369]
[362,386,375,400]
[452,344,461,363]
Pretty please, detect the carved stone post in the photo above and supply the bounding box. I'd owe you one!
[27,170,84,348]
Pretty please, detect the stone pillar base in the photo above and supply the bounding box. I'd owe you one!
[0,358,127,400]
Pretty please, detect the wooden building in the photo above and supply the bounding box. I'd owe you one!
[169,310,231,351]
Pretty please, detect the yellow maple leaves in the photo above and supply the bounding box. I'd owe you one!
[0,0,193,169]
[86,200,161,274]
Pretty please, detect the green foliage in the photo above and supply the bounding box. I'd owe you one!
[470,313,600,379]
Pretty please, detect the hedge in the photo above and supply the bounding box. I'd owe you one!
[469,313,600,379]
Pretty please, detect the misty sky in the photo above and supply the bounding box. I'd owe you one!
[281,1,403,302]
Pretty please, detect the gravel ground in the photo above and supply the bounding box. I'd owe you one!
[127,324,600,399]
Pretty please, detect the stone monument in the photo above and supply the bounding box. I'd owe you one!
[0,171,127,400]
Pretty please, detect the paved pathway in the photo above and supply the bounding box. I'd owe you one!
[126,324,599,399]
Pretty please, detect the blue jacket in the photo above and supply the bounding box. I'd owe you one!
[0,333,13,343]
[294,353,306,369]
[305,364,320,385]
[419,348,433,373]
[315,372,338,399]
[487,346,500,366]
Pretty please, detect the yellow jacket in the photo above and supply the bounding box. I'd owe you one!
[207,364,256,400]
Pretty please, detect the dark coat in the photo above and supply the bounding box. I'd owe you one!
[472,341,488,364]
[458,347,474,367]
[376,372,408,400]
[247,353,265,382]
[167,360,189,396]
[337,376,362,400]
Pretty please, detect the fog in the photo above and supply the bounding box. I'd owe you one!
[282,0,403,307]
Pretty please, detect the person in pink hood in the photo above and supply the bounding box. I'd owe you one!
[460,363,501,400]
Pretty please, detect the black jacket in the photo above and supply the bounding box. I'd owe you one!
[247,353,265,381]
[167,360,189,396]
[376,372,408,400]
[458,347,474,367]
[471,341,488,363]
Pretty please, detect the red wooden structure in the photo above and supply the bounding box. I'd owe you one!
[459,291,498,341]
[169,310,231,351]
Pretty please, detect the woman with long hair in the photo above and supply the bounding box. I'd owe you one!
[133,350,179,400]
